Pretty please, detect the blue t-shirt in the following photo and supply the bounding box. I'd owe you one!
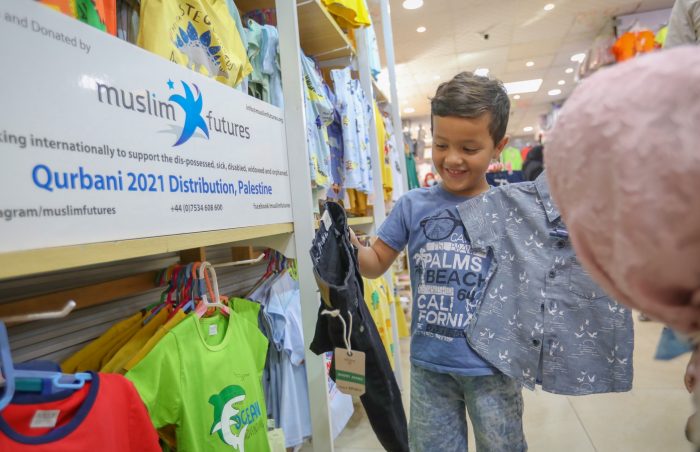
[378,184,496,376]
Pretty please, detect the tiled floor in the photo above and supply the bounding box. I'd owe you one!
[332,315,694,451]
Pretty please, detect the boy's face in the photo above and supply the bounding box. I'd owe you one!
[432,114,508,197]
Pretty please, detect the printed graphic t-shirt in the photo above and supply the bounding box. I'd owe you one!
[126,312,270,452]
[0,373,160,451]
[378,184,496,376]
[137,0,252,88]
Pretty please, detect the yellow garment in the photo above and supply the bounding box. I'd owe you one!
[62,311,143,373]
[322,0,371,28]
[391,276,410,338]
[656,25,669,47]
[101,307,169,374]
[395,300,409,338]
[123,310,188,372]
[374,102,393,202]
[98,319,145,369]
[137,0,252,88]
[363,277,395,368]
[347,189,368,216]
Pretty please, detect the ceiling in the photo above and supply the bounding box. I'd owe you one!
[368,0,673,138]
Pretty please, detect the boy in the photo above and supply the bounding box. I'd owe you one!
[351,72,526,451]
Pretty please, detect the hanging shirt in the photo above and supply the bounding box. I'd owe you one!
[40,0,117,35]
[137,0,252,88]
[224,0,250,93]
[363,277,395,368]
[457,173,634,395]
[404,151,420,190]
[325,84,346,201]
[246,19,283,106]
[374,102,393,202]
[62,311,144,373]
[384,115,405,202]
[123,310,188,372]
[367,24,382,80]
[500,146,523,171]
[101,307,169,374]
[126,313,271,452]
[331,67,373,194]
[261,25,284,109]
[0,373,160,451]
[321,0,371,28]
[611,30,656,62]
[377,184,497,376]
[302,53,334,188]
[265,272,313,448]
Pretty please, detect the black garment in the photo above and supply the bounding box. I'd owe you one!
[522,145,544,181]
[309,202,409,452]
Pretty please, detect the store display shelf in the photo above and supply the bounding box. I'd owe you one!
[373,80,390,104]
[237,0,354,62]
[0,223,294,280]
[298,0,354,61]
[348,216,374,226]
[313,216,373,230]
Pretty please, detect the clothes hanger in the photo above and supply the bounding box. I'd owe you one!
[0,302,91,410]
[195,262,229,317]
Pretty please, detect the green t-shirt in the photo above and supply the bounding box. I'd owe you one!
[230,297,261,327]
[500,146,524,171]
[126,312,270,452]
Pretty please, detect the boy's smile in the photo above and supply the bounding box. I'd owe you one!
[432,114,508,197]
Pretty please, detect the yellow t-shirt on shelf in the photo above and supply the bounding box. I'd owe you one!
[137,0,252,88]
[322,0,371,28]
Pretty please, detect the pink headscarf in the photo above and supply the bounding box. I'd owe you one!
[546,47,700,334]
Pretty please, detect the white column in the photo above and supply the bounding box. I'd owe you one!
[356,26,404,390]
[379,0,409,194]
[276,1,334,450]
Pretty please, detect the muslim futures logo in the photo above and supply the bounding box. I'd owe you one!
[95,79,250,146]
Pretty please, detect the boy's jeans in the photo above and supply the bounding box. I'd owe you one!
[410,364,527,452]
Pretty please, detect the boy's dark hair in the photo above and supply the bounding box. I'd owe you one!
[431,72,511,145]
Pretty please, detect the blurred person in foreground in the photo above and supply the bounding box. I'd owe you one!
[544,47,700,447]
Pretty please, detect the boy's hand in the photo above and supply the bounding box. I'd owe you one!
[686,348,699,393]
[349,227,361,248]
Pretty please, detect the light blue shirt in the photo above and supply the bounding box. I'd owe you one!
[457,173,634,395]
[378,184,496,376]
[330,67,373,194]
[267,272,312,447]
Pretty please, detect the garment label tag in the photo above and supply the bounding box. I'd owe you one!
[334,347,365,396]
[209,324,218,336]
[321,209,332,230]
[267,428,286,452]
[30,410,60,429]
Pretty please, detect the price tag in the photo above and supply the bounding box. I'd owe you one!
[334,347,365,396]
[267,428,286,452]
[30,410,60,429]
[321,209,333,230]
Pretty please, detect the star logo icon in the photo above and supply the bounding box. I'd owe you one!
[167,79,175,90]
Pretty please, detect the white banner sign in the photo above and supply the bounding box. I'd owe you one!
[0,2,292,253]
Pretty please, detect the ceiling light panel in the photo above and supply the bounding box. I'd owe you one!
[504,79,543,94]
[402,0,423,10]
